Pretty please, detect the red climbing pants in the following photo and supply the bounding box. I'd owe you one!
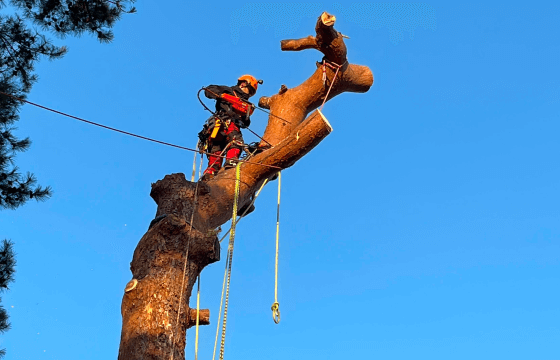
[203,121,243,176]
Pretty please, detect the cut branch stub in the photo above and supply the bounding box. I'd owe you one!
[261,11,373,145]
[188,308,210,326]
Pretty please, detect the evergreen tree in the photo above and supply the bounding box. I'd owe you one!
[0,0,135,209]
[0,239,15,358]
[0,1,134,357]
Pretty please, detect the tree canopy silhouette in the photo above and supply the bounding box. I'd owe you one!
[0,1,134,357]
[0,0,135,209]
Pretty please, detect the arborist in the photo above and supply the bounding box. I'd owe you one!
[198,75,262,181]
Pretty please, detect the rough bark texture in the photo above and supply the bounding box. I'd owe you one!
[118,12,373,360]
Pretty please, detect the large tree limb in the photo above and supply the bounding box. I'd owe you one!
[261,12,373,145]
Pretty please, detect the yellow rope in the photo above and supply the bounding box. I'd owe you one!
[271,171,281,324]
[219,163,242,360]
[218,179,269,244]
[170,150,203,360]
[193,150,203,360]
[213,178,267,360]
[212,250,230,360]
[194,275,201,360]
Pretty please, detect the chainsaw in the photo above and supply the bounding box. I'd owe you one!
[219,92,255,120]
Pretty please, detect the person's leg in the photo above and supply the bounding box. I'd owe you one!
[224,123,244,168]
[203,142,224,179]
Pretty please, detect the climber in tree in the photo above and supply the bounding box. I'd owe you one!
[199,75,262,181]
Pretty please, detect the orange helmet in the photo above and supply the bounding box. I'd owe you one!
[237,74,262,92]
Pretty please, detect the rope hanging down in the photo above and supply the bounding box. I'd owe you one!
[194,275,201,360]
[0,91,280,170]
[193,148,204,360]
[218,163,242,360]
[169,149,203,360]
[170,149,204,360]
[271,171,281,324]
[212,243,230,360]
[212,177,269,360]
[218,178,269,244]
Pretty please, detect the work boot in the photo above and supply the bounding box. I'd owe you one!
[245,142,271,156]
[224,158,239,169]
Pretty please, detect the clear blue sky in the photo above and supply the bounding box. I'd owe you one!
[2,1,559,359]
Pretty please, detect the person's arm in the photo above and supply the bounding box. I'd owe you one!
[204,85,233,99]
[239,115,251,129]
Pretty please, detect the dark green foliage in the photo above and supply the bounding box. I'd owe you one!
[0,14,60,208]
[0,0,134,210]
[0,239,16,358]
[11,0,137,43]
[0,240,15,293]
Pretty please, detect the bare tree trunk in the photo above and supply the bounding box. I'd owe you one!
[118,12,373,360]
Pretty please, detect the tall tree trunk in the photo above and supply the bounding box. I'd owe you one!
[118,12,373,360]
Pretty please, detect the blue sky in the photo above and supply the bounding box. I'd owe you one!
[1,1,559,359]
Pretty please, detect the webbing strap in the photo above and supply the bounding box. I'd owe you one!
[271,172,281,324]
[218,163,242,360]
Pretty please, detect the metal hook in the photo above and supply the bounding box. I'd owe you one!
[271,302,281,324]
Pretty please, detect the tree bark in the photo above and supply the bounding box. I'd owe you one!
[118,11,373,360]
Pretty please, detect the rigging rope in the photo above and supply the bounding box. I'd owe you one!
[0,91,281,170]
[218,178,269,244]
[212,245,230,360]
[320,59,347,111]
[170,150,203,360]
[194,275,201,360]
[271,171,281,324]
[193,148,204,360]
[218,162,242,360]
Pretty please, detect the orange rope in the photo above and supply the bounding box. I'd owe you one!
[320,59,347,110]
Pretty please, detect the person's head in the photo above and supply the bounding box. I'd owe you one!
[237,75,262,97]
